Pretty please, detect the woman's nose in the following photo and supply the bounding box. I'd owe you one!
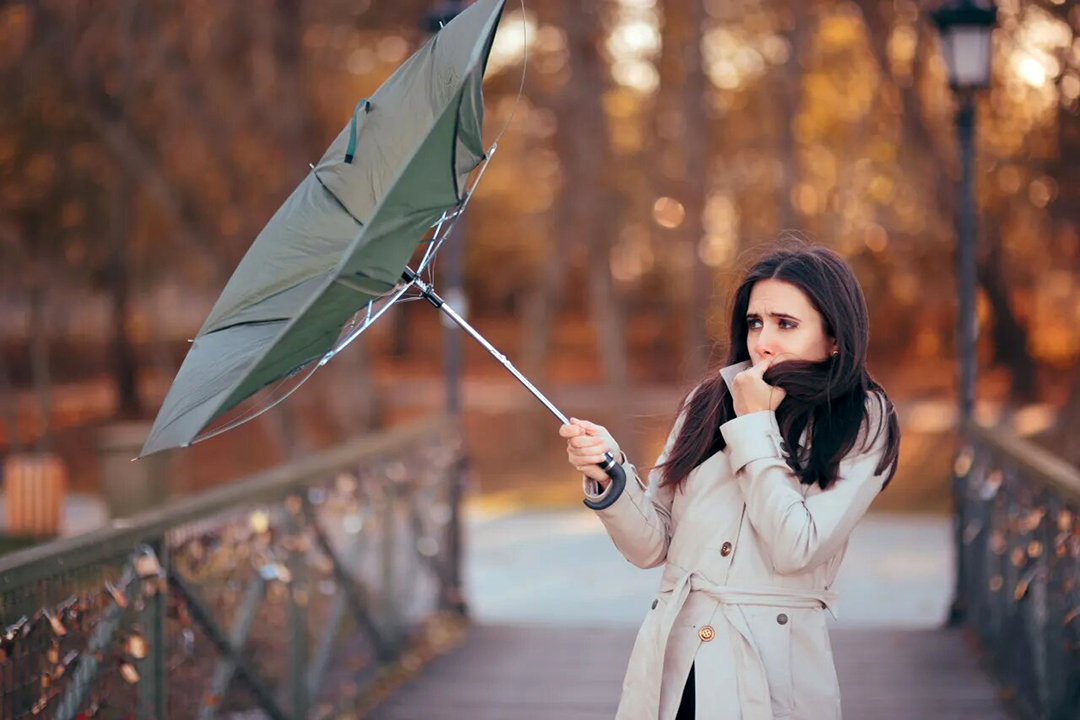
[754,332,775,358]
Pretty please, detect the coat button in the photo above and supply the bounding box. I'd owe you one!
[698,625,715,642]
[720,542,732,557]
[777,613,788,625]
[651,599,658,610]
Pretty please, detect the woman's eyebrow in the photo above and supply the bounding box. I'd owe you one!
[746,311,801,321]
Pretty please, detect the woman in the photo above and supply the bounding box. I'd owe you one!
[560,244,901,720]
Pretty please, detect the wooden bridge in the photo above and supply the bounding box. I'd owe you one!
[371,624,1009,720]
[369,509,1014,720]
[1,418,1073,718]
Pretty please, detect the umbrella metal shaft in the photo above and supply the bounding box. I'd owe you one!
[407,274,569,426]
[401,269,623,489]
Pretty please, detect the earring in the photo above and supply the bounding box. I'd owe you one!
[830,349,839,357]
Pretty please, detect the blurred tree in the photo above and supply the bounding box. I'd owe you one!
[558,1,631,441]
[656,0,710,375]
[776,0,809,234]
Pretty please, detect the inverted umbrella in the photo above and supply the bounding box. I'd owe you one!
[141,0,625,491]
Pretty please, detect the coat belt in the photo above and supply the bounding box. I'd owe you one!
[652,568,839,720]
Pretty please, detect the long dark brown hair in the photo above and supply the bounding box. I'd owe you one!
[658,244,900,492]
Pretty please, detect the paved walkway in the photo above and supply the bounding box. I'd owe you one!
[371,509,1012,719]
[462,510,956,629]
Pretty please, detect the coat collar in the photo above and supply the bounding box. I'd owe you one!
[718,359,752,393]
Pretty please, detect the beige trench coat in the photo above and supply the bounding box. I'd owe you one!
[583,360,892,720]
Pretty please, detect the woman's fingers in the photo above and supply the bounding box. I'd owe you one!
[567,444,609,461]
[571,418,606,435]
[558,423,584,438]
[565,453,609,470]
[569,456,609,472]
[568,435,606,449]
[562,417,620,481]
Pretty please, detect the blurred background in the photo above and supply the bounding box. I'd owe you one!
[2,0,1077,516]
[1,0,1078,717]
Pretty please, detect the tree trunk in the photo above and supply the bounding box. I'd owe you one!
[108,174,141,417]
[28,283,53,452]
[521,78,576,383]
[978,222,1037,402]
[0,347,21,451]
[681,0,710,377]
[560,2,632,451]
[776,0,808,233]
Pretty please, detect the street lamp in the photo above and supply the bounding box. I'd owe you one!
[933,2,997,93]
[931,0,997,628]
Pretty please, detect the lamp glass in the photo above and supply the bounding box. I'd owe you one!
[939,26,993,89]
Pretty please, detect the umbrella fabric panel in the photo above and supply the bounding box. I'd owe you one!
[139,322,286,456]
[338,91,468,285]
[314,0,501,219]
[197,0,502,339]
[215,282,371,416]
[199,172,363,335]
[454,66,487,185]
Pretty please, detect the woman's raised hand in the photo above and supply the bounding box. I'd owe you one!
[731,357,788,416]
[559,418,621,483]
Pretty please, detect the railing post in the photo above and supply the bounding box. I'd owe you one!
[381,483,401,650]
[947,441,972,627]
[137,538,168,719]
[285,496,309,718]
[1042,492,1068,719]
[444,450,468,615]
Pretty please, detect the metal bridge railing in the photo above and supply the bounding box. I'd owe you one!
[956,423,1080,719]
[0,415,466,719]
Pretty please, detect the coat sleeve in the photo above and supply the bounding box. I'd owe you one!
[718,392,893,575]
[579,407,687,569]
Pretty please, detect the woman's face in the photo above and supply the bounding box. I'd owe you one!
[745,278,836,366]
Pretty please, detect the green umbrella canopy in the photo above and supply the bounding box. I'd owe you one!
[140,0,504,457]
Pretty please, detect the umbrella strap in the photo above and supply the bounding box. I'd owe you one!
[344,98,371,164]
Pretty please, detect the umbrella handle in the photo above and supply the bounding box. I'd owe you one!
[598,451,627,495]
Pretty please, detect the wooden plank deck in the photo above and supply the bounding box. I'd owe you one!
[369,624,1012,720]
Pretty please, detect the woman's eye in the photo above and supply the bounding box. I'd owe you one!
[748,317,797,329]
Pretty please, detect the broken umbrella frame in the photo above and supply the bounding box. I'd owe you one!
[188,139,627,496]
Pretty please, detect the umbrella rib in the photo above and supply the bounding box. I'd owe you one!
[309,165,365,228]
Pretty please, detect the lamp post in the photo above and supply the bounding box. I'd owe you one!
[423,0,469,616]
[425,0,468,418]
[931,0,997,627]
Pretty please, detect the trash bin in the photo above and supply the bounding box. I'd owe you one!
[3,452,66,538]
[97,422,170,519]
